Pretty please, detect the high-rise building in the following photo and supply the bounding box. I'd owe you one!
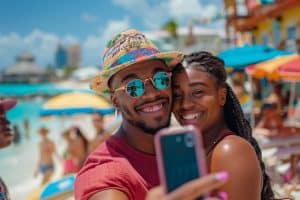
[55,44,68,68]
[68,44,81,67]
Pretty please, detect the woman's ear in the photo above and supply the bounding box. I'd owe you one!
[219,87,227,106]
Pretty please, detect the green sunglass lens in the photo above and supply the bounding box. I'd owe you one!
[126,79,145,97]
[153,72,170,90]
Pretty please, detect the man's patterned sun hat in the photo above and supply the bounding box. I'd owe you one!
[90,29,183,95]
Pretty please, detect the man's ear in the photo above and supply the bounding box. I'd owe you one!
[110,93,119,109]
[219,87,227,106]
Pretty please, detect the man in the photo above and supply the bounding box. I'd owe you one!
[0,98,17,200]
[34,126,56,184]
[88,112,111,153]
[74,29,183,200]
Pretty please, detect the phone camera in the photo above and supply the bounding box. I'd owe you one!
[184,133,194,147]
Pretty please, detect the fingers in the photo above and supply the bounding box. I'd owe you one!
[165,171,228,200]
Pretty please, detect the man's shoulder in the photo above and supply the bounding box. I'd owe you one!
[79,137,133,175]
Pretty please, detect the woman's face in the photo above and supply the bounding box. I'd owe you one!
[172,68,226,134]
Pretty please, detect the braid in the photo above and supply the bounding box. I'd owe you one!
[224,85,274,200]
[181,51,274,200]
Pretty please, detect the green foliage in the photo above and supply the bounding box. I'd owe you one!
[63,65,78,77]
[162,19,178,38]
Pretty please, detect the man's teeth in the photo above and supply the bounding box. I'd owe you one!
[182,113,200,120]
[141,104,163,113]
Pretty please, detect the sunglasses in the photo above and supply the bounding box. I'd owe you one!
[113,71,172,98]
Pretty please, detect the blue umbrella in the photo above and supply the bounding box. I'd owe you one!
[218,45,292,69]
[40,175,75,200]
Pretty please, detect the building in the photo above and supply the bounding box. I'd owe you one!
[224,0,300,52]
[55,44,68,68]
[67,44,81,67]
[0,52,55,83]
[145,25,225,54]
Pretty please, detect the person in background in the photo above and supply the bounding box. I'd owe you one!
[12,124,21,145]
[34,126,56,185]
[0,98,17,200]
[23,118,30,139]
[88,112,111,153]
[69,126,89,169]
[266,83,285,116]
[62,129,79,175]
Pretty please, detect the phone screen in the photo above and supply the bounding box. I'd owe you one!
[160,131,203,199]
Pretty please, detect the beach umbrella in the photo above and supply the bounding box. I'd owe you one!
[40,175,75,200]
[246,54,299,81]
[278,58,300,81]
[218,45,291,70]
[40,91,114,117]
[277,57,300,119]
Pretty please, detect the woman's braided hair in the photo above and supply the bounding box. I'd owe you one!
[177,51,274,200]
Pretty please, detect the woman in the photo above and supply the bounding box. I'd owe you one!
[172,51,274,200]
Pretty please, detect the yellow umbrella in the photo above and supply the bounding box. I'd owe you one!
[40,92,114,116]
[251,54,299,81]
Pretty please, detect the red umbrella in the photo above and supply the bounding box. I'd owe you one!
[278,58,300,81]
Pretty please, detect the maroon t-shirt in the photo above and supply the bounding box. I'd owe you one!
[75,135,159,200]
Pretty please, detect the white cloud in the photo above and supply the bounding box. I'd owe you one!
[81,13,98,23]
[112,0,221,29]
[0,29,79,68]
[0,17,131,69]
[168,0,203,18]
[83,17,131,65]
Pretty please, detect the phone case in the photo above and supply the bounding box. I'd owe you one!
[155,125,207,194]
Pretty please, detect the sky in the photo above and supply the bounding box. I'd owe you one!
[0,0,224,68]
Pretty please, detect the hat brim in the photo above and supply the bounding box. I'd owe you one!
[0,99,17,111]
[91,51,183,96]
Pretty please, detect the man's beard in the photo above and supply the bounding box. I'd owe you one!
[127,113,171,135]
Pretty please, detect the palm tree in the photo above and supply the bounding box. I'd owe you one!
[162,19,178,39]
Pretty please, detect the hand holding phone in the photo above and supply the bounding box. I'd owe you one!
[155,125,207,199]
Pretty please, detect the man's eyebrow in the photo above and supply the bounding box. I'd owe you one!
[121,74,138,83]
[153,67,168,73]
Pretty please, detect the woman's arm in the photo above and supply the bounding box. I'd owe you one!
[210,135,262,200]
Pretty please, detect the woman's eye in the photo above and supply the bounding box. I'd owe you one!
[192,90,203,97]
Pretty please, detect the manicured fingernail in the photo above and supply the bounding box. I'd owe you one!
[218,191,228,200]
[215,171,228,182]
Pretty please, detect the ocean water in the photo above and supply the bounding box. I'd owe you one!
[0,83,73,97]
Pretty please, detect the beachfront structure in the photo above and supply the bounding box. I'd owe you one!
[224,0,300,53]
[67,44,81,67]
[55,44,68,68]
[0,52,55,83]
[144,25,225,54]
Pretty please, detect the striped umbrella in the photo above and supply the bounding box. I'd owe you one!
[40,92,114,116]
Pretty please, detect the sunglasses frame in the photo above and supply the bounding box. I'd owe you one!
[112,71,172,98]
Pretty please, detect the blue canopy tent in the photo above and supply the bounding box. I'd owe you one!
[217,45,292,70]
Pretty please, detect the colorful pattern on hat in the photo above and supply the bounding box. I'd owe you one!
[90,29,183,97]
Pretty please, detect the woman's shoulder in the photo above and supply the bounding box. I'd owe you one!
[210,134,261,174]
[212,135,257,159]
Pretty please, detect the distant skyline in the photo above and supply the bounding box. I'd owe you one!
[0,0,224,68]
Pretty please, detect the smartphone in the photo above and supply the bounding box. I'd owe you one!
[155,125,207,199]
